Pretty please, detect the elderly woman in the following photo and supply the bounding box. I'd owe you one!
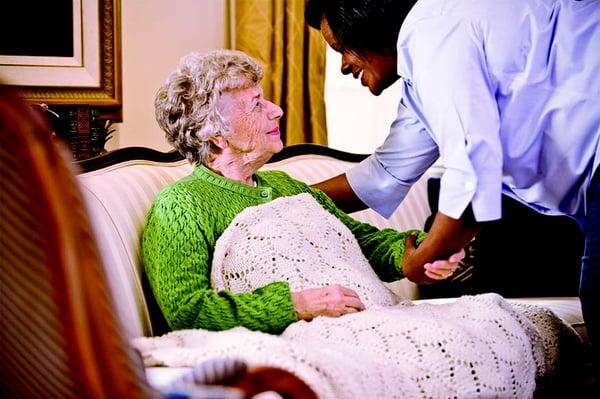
[142,50,462,334]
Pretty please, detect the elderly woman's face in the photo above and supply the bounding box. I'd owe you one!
[219,85,284,158]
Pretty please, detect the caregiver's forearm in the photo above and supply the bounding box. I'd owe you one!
[312,173,367,213]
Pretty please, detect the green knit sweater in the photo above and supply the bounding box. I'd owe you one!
[142,164,423,334]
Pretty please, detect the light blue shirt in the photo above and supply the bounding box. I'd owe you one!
[347,0,600,222]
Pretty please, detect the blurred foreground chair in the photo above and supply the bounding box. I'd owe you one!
[0,86,316,399]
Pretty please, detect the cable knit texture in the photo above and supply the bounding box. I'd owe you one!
[135,197,581,398]
[142,165,422,333]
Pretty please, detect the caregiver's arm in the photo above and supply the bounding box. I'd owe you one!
[312,173,367,213]
[397,17,505,283]
[316,98,440,219]
[308,187,463,283]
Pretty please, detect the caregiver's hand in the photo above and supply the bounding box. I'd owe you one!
[291,284,365,321]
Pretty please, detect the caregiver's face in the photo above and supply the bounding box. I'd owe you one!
[320,18,399,96]
[219,83,284,157]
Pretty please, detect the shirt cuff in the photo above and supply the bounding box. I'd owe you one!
[346,155,412,219]
[438,168,502,221]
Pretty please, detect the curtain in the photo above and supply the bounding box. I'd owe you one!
[232,0,327,145]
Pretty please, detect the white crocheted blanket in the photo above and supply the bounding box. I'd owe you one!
[211,193,398,307]
[134,194,580,398]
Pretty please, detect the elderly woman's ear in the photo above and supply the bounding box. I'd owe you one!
[209,135,228,150]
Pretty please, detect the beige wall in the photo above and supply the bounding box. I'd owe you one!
[113,0,228,151]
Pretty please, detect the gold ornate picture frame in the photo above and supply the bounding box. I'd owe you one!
[0,0,122,120]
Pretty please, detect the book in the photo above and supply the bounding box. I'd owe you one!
[75,106,91,160]
[90,108,102,157]
[65,108,79,160]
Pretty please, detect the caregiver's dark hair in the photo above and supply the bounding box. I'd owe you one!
[305,0,417,56]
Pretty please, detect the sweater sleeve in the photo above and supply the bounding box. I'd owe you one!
[307,187,426,282]
[142,195,297,334]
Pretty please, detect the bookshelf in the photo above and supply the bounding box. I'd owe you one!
[42,105,113,161]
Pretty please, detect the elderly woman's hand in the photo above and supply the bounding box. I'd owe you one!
[423,248,465,280]
[291,284,366,321]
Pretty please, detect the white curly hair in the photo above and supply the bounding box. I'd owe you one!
[155,50,264,164]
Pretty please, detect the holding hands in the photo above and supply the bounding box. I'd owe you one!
[290,239,466,323]
[403,234,466,283]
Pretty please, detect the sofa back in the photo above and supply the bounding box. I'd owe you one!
[76,146,430,338]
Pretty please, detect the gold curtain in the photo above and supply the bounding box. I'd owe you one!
[232,0,327,145]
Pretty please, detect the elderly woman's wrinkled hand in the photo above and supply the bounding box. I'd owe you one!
[291,284,366,321]
[423,248,465,280]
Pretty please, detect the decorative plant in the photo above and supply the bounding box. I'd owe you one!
[100,119,116,151]
[31,103,60,140]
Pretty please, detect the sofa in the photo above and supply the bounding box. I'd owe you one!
[75,144,589,393]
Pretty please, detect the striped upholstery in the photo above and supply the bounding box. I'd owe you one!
[0,87,154,398]
[1,122,81,399]
[77,159,193,338]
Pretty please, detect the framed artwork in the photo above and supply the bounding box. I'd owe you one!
[0,0,122,120]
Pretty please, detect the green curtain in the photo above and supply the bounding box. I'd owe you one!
[232,0,327,145]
